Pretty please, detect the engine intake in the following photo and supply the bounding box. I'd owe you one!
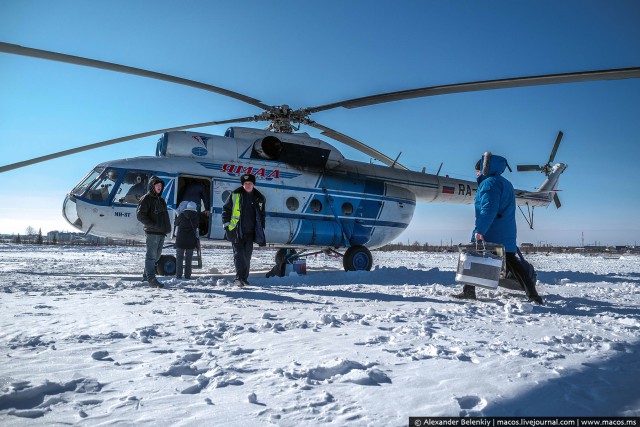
[253,136,283,160]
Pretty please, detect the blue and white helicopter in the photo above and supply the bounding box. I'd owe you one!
[1,42,638,275]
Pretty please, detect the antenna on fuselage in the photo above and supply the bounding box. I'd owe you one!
[390,152,402,168]
[436,162,443,176]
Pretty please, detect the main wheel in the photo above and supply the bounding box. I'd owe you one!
[343,245,373,271]
[156,255,177,276]
[275,248,297,265]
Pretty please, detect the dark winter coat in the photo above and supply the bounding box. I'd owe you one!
[175,210,199,250]
[136,177,171,236]
[222,187,266,246]
[473,153,517,252]
[178,181,210,211]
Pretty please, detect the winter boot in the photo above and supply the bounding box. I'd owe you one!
[149,277,163,288]
[452,285,476,300]
[529,295,545,305]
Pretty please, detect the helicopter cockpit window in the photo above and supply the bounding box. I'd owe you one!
[116,172,149,205]
[71,168,103,197]
[84,169,120,203]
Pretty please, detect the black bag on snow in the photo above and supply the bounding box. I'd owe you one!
[500,248,537,291]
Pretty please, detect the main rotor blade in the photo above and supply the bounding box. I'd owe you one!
[517,165,542,172]
[306,67,640,113]
[0,42,271,110]
[0,116,258,173]
[307,122,408,170]
[548,130,564,164]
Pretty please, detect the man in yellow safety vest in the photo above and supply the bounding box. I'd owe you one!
[222,173,266,286]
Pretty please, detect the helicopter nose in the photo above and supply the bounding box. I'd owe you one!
[62,194,83,230]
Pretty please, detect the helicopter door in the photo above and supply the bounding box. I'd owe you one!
[210,179,234,240]
[176,175,212,237]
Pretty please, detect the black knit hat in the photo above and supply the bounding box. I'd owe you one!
[240,173,256,184]
[475,159,482,171]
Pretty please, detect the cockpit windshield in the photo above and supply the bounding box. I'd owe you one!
[71,168,103,197]
[72,168,121,203]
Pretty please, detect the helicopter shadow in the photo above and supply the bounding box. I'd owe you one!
[537,270,640,285]
[262,266,458,287]
[539,293,638,319]
[480,339,640,416]
[177,266,456,305]
[267,285,442,305]
[178,284,320,305]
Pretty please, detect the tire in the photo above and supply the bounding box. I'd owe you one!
[275,248,297,265]
[343,245,373,271]
[156,255,177,276]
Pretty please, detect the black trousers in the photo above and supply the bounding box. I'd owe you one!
[232,233,254,281]
[504,252,539,298]
[463,252,539,298]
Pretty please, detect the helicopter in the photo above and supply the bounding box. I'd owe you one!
[1,42,638,275]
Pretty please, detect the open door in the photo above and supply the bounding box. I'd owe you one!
[176,175,212,237]
[177,175,213,270]
[210,179,235,240]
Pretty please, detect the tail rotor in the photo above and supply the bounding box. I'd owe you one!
[517,131,564,176]
[517,131,565,209]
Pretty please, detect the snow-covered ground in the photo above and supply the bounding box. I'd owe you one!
[1,244,638,425]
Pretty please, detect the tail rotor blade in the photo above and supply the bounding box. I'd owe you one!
[517,165,542,172]
[548,131,564,164]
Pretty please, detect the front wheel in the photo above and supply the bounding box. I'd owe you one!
[343,245,373,271]
[156,255,177,276]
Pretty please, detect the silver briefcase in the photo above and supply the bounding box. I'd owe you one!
[455,241,504,289]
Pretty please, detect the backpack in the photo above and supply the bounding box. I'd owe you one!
[500,248,537,291]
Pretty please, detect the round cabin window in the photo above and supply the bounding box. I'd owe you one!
[286,197,299,211]
[310,199,322,212]
[342,202,354,215]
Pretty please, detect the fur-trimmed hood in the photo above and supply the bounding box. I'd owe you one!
[148,176,165,194]
[477,152,510,182]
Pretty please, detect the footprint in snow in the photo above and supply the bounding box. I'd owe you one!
[455,395,487,416]
[91,350,114,361]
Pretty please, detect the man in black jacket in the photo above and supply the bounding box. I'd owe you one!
[222,173,266,286]
[136,176,171,288]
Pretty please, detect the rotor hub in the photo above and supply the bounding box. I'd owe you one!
[254,105,313,133]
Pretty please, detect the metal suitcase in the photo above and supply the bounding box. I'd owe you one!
[455,242,504,289]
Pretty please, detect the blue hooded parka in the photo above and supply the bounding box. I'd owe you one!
[473,153,517,252]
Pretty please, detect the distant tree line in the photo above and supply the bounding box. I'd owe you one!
[0,226,142,246]
[2,226,637,253]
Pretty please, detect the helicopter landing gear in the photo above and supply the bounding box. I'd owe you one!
[275,248,297,265]
[156,255,177,276]
[343,245,373,271]
[266,248,299,278]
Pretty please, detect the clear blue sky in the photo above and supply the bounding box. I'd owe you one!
[1,0,639,246]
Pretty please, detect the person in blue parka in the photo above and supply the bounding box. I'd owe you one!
[453,152,544,304]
